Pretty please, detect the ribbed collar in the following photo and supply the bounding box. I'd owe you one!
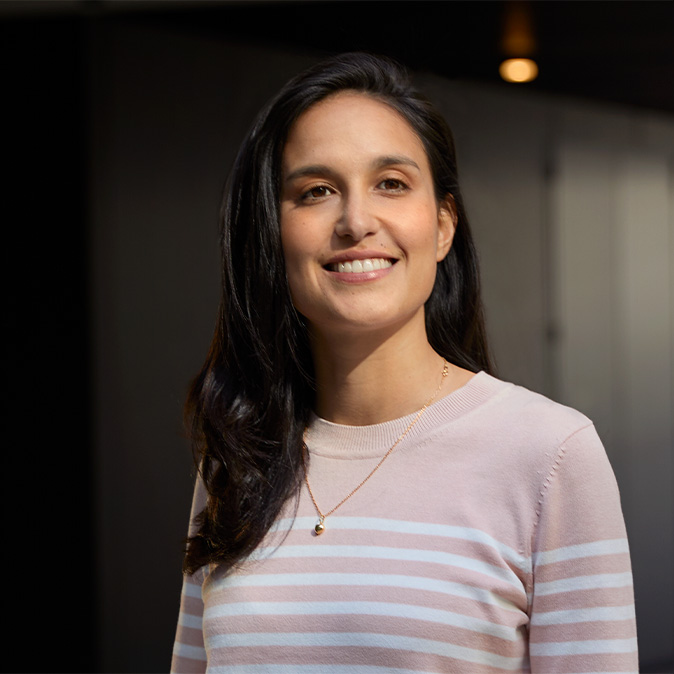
[305,371,507,460]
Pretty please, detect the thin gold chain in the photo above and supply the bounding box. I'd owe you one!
[303,359,449,533]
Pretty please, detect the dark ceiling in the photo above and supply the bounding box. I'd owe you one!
[166,0,674,114]
[3,0,674,114]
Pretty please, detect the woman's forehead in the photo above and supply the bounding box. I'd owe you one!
[282,91,429,173]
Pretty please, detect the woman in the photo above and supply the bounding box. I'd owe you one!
[171,53,637,673]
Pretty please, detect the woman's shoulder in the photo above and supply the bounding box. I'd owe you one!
[440,374,616,517]
[436,372,607,479]
[469,371,595,441]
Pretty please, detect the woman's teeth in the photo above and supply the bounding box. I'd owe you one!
[331,258,393,273]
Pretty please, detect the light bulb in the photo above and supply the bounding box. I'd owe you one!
[499,58,539,83]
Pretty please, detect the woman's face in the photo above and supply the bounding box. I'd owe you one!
[279,91,455,340]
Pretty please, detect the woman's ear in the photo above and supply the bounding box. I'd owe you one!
[436,195,457,262]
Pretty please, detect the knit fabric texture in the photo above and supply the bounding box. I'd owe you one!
[171,372,638,673]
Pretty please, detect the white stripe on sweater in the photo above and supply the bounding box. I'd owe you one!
[534,572,633,596]
[208,632,528,670]
[208,664,464,674]
[208,666,457,674]
[178,612,203,629]
[533,539,629,566]
[530,604,635,625]
[273,516,529,570]
[251,544,525,591]
[530,637,638,656]
[205,600,521,641]
[218,571,521,611]
[171,642,207,661]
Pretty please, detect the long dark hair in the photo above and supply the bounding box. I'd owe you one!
[183,52,493,575]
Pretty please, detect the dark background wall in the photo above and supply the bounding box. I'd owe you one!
[3,2,673,672]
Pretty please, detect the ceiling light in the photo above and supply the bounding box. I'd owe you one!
[499,2,539,83]
[499,58,539,83]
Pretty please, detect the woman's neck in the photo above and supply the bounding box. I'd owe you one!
[310,322,473,426]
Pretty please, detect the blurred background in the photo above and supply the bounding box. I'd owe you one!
[3,1,673,672]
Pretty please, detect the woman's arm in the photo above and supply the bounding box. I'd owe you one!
[529,424,638,673]
[170,476,208,673]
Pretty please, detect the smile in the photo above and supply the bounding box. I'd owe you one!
[327,258,394,273]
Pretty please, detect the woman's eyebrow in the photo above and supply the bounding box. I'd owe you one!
[284,164,335,183]
[372,154,421,172]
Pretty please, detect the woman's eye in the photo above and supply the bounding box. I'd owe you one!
[378,178,407,192]
[301,185,333,200]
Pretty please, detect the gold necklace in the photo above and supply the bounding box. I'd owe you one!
[304,359,449,535]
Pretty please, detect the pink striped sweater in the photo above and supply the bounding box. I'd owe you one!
[171,372,638,673]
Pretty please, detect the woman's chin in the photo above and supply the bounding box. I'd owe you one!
[305,306,427,343]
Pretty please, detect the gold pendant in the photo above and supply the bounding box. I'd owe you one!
[314,517,325,535]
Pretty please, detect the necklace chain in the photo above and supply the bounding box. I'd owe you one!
[303,359,449,535]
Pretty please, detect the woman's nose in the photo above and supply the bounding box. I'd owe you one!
[334,192,379,241]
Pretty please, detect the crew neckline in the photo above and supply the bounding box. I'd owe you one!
[305,371,506,459]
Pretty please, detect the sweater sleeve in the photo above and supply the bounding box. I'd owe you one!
[528,424,638,673]
[170,476,208,674]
